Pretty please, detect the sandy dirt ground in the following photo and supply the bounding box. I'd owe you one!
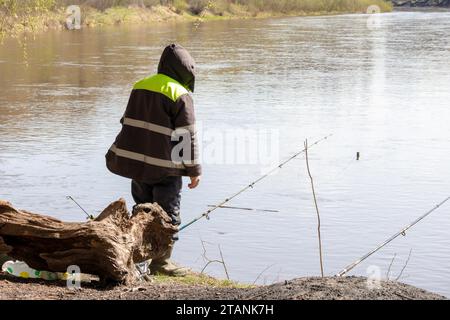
[0,274,446,300]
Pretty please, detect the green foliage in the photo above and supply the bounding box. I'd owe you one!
[172,0,188,13]
[0,0,393,14]
[0,0,56,15]
[232,0,392,14]
[0,0,392,37]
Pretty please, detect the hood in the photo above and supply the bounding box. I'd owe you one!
[157,44,196,93]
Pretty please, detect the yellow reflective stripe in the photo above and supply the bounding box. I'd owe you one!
[133,74,188,102]
[109,145,185,169]
[123,117,173,136]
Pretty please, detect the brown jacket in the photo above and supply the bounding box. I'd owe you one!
[105,44,201,183]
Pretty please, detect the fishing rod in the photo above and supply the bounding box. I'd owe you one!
[179,134,333,232]
[337,195,450,277]
[66,196,94,220]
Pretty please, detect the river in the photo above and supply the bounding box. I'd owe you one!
[0,11,449,296]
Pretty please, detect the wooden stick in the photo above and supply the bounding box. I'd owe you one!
[305,139,325,278]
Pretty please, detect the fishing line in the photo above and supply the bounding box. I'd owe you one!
[66,196,94,220]
[207,205,279,213]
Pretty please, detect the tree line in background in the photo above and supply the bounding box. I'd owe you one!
[0,0,392,16]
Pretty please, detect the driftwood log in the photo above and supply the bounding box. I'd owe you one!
[0,199,177,284]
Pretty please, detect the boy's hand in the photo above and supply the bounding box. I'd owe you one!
[188,176,201,189]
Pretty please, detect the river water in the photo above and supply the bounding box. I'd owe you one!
[1,11,449,296]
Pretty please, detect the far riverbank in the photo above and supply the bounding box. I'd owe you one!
[0,1,392,38]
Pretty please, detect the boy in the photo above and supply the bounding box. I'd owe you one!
[106,44,201,276]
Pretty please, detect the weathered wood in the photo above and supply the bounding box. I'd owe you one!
[0,199,177,284]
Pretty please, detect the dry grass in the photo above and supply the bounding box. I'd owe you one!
[1,0,393,15]
[152,272,255,289]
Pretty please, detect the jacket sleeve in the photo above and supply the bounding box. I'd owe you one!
[172,94,202,177]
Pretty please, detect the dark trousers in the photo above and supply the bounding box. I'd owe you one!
[131,176,182,241]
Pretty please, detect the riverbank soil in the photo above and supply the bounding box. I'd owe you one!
[0,273,445,300]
